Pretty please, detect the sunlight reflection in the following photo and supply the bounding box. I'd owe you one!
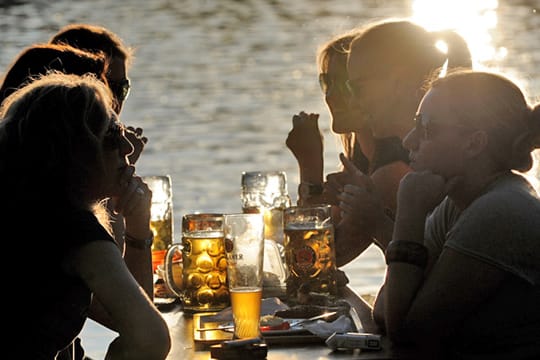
[411,0,500,65]
[412,0,540,182]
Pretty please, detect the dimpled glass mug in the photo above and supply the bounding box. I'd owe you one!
[165,213,230,312]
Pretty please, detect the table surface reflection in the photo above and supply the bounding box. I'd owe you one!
[160,289,420,360]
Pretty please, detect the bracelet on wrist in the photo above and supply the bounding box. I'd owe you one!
[298,182,324,198]
[385,240,428,268]
[125,232,154,250]
[297,182,324,206]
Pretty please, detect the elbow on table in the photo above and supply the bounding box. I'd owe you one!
[386,319,441,349]
[138,323,171,360]
[113,322,171,359]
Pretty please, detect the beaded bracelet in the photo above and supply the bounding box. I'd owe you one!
[125,232,154,250]
[385,240,428,268]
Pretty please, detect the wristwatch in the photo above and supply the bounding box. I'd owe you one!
[298,182,324,199]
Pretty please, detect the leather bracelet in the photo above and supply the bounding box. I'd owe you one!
[125,232,154,250]
[385,240,428,268]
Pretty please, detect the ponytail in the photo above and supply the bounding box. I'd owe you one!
[510,104,540,172]
[433,30,473,70]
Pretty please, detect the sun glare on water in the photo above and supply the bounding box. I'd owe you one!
[411,0,502,65]
[411,0,540,187]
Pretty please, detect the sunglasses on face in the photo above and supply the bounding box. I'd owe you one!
[318,73,349,95]
[108,78,131,102]
[413,113,430,140]
[345,78,365,97]
[103,118,126,151]
[413,113,473,140]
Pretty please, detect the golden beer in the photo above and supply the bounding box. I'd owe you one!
[151,215,173,251]
[230,287,263,339]
[240,170,291,244]
[284,222,338,300]
[182,231,229,312]
[145,175,175,273]
[243,206,287,244]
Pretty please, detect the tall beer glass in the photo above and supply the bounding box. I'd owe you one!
[224,213,265,339]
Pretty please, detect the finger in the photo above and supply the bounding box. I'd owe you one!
[292,114,300,127]
[119,165,136,188]
[115,179,137,213]
[325,174,343,194]
[339,200,354,213]
[339,153,375,191]
[119,179,150,216]
[122,187,145,216]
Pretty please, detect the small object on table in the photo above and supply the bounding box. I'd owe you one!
[210,338,267,360]
[274,301,350,320]
[325,332,382,351]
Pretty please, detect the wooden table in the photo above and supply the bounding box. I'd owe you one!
[159,286,421,360]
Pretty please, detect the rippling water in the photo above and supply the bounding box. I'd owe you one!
[1,0,539,357]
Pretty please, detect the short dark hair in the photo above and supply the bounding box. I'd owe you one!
[0,43,106,103]
[50,23,132,64]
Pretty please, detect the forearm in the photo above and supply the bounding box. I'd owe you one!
[296,157,325,206]
[123,222,154,299]
[383,206,429,341]
[383,262,425,341]
[124,244,154,300]
[372,214,394,250]
[335,223,374,267]
[341,285,380,333]
[298,150,324,184]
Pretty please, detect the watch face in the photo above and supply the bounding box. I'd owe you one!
[299,183,323,197]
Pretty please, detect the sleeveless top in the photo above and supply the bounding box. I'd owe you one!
[351,136,410,175]
[19,209,115,359]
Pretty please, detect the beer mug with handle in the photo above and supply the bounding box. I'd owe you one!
[165,213,230,312]
[283,205,338,303]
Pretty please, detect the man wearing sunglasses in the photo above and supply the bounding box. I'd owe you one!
[49,23,151,360]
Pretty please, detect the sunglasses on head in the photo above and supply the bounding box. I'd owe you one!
[108,78,131,102]
[103,118,126,150]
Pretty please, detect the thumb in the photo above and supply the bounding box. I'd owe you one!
[340,152,375,191]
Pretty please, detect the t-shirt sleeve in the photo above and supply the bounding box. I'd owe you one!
[424,196,460,260]
[445,188,540,285]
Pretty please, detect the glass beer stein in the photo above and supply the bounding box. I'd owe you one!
[143,175,174,272]
[283,205,338,302]
[240,170,291,244]
[168,213,230,312]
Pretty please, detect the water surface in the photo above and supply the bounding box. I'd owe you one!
[1,1,539,357]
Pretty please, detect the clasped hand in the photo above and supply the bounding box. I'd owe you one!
[334,153,386,235]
